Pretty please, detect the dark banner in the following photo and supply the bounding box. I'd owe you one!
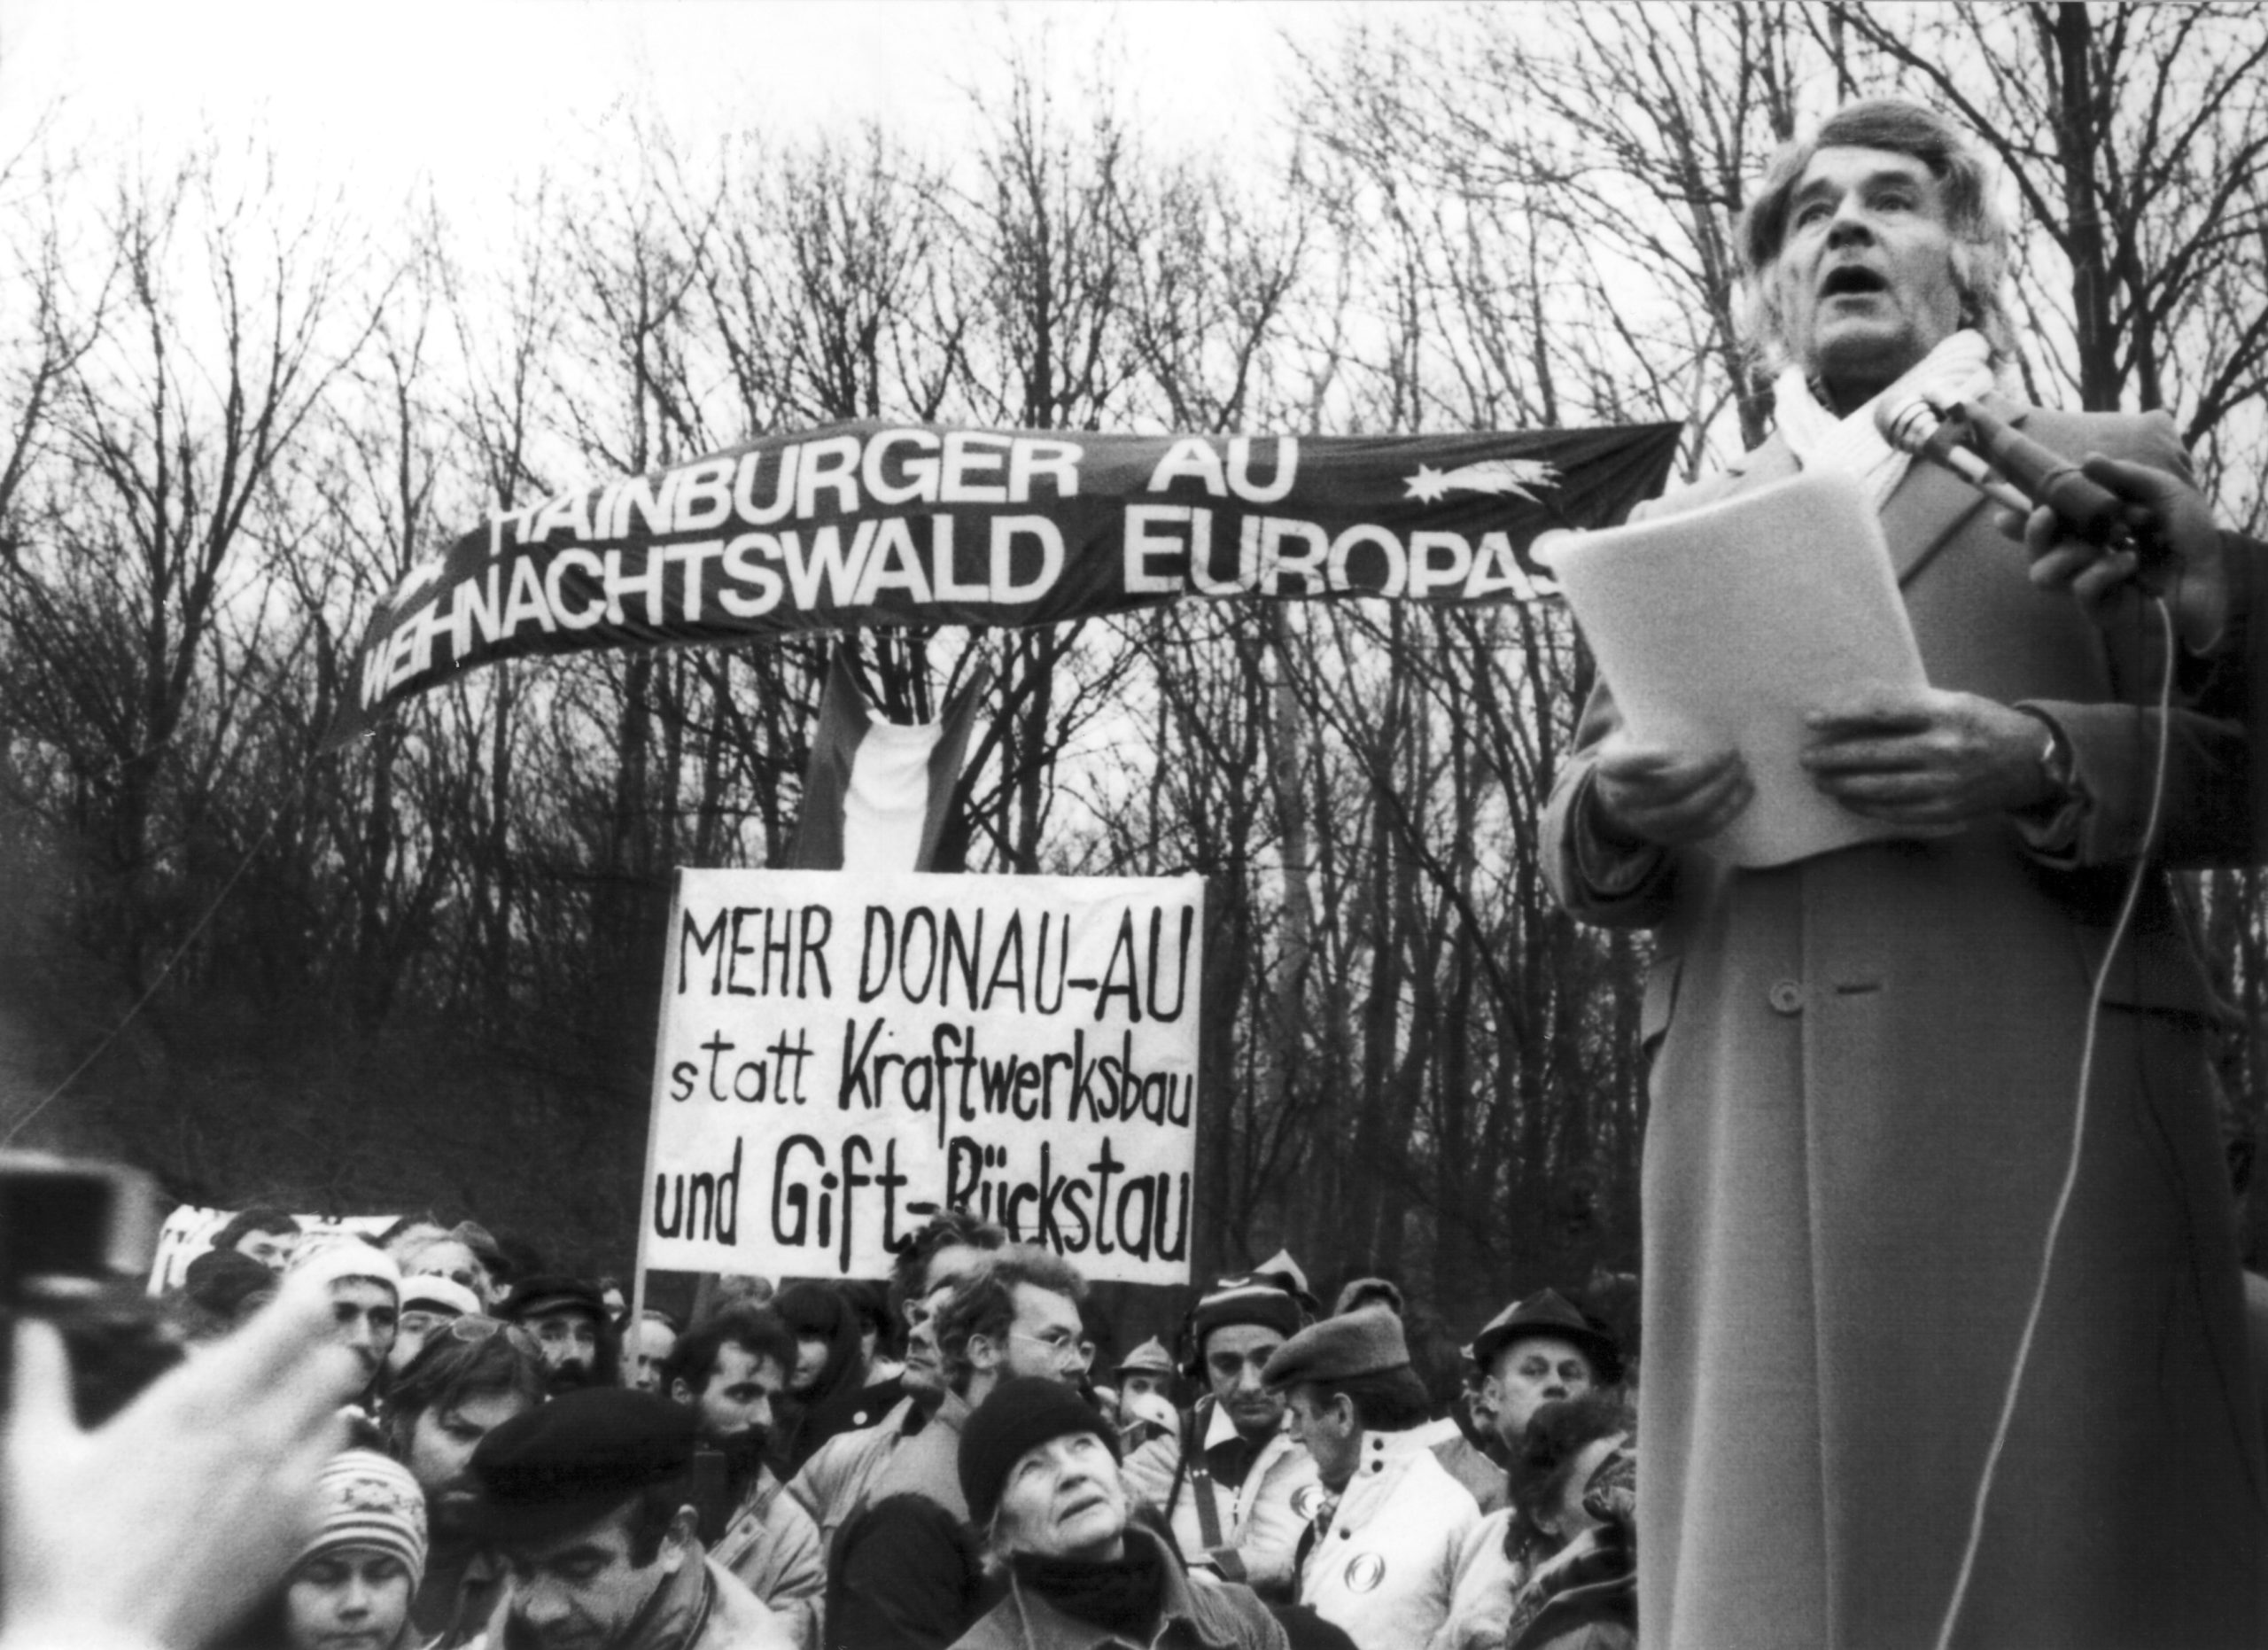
[326,420,1682,748]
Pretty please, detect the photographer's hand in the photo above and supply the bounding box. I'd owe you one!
[2,1270,361,1650]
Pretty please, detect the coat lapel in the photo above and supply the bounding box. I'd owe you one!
[1878,393,2029,585]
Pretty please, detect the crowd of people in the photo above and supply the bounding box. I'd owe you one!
[23,82,2268,1650]
[7,1203,1635,1650]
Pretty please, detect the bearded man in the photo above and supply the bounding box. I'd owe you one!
[1543,97,2264,1649]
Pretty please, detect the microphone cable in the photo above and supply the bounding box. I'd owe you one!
[1930,589,2178,1650]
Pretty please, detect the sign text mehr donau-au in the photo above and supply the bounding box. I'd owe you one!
[638,868,1205,1288]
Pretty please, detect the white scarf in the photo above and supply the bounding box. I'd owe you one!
[1772,329,1997,511]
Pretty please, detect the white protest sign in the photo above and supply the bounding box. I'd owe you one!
[148,1206,397,1294]
[639,868,1204,1287]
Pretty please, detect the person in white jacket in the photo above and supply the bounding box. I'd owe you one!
[1119,1256,1321,1599]
[1266,1305,1480,1650]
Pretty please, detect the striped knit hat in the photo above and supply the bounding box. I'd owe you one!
[297,1450,428,1588]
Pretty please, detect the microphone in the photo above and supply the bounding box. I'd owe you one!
[1875,394,2131,547]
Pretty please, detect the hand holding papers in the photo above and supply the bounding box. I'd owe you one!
[1537,471,1931,868]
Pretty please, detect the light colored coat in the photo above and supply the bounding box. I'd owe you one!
[711,1468,825,1649]
[1294,1428,1478,1650]
[1544,402,2267,1649]
[1119,1399,1318,1595]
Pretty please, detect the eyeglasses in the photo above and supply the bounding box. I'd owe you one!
[1011,1328,1095,1371]
[443,1316,545,1357]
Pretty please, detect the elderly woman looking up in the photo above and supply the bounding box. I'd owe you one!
[951,1376,1290,1650]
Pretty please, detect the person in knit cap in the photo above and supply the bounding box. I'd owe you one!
[1262,1305,1479,1650]
[245,1449,430,1650]
[825,1244,1091,1650]
[1120,1250,1320,1601]
[289,1238,403,1402]
[465,1388,793,1650]
[947,1375,1290,1650]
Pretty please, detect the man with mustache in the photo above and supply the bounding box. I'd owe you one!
[504,1277,619,1397]
[466,1388,794,1650]
[1120,1254,1320,1600]
[661,1305,823,1646]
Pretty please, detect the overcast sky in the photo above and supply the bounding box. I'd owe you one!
[1,0,1353,216]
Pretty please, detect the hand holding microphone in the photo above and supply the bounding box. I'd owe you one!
[1876,394,2227,648]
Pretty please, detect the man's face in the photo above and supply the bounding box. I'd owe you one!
[994,1432,1127,1561]
[998,1283,1087,1385]
[329,1280,400,1380]
[236,1229,296,1273]
[406,1389,536,1535]
[901,1281,954,1397]
[1121,1371,1167,1405]
[527,1308,602,1391]
[1486,1335,1598,1447]
[1775,144,1965,406]
[627,1319,676,1393]
[1284,1384,1360,1494]
[1203,1324,1287,1438]
[388,1307,457,1376]
[501,1499,687,1650]
[679,1342,784,1440]
[409,1241,486,1298]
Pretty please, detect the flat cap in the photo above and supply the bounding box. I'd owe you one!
[503,1273,607,1322]
[470,1388,695,1540]
[1262,1304,1410,1389]
[1468,1288,1622,1385]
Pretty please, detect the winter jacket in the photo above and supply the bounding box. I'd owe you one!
[1121,1400,1317,1596]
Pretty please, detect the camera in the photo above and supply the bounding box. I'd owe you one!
[0,1152,177,1423]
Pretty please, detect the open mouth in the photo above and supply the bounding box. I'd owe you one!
[1820,266,1889,300]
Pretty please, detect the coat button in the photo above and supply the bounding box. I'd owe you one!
[1767,979,1804,1015]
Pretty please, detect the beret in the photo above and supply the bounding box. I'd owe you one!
[958,1376,1117,1529]
[1468,1288,1623,1385]
[470,1388,696,1539]
[1262,1304,1410,1389]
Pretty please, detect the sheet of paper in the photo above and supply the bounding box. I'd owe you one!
[1535,471,1930,868]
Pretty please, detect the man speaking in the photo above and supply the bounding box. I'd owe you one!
[1543,99,2264,1649]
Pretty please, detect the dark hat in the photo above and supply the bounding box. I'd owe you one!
[183,1248,278,1318]
[1332,1277,1405,1318]
[958,1376,1117,1529]
[470,1388,696,1541]
[1469,1288,1623,1385]
[1262,1304,1410,1390]
[502,1274,607,1323]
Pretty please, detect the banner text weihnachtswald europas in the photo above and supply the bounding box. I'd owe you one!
[327,420,1682,744]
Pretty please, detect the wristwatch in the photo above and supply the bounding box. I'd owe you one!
[2026,712,2079,807]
